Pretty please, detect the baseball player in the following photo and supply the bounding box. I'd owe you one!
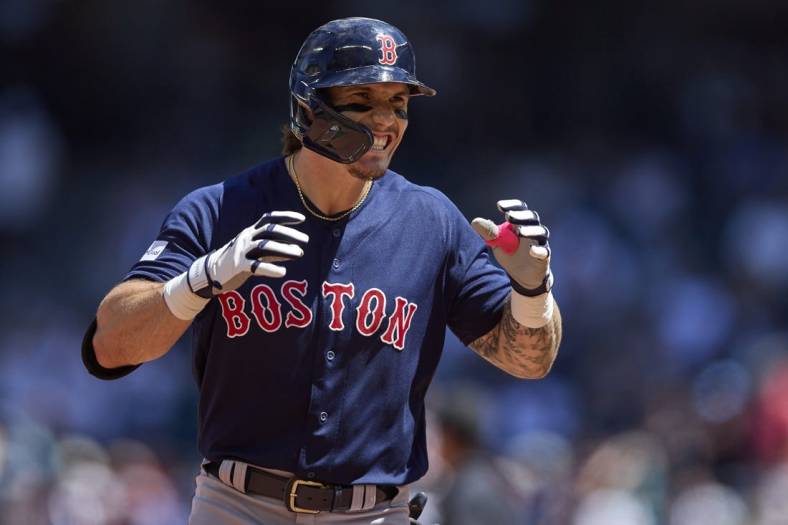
[82,17,562,524]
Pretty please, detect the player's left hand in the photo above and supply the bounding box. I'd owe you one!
[471,199,553,296]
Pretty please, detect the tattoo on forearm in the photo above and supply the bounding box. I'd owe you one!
[469,299,562,378]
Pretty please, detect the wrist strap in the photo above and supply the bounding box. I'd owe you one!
[187,253,214,299]
[163,272,210,321]
[510,272,554,297]
[511,290,555,328]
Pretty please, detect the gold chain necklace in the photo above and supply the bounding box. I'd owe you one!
[287,155,372,222]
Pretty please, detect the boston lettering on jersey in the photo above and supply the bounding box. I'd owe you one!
[217,279,418,350]
[122,158,512,485]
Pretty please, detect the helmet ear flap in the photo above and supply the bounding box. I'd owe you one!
[290,96,312,140]
[304,97,373,164]
[289,88,373,164]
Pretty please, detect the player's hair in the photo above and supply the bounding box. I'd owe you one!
[281,124,303,156]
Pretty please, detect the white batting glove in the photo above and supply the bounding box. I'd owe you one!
[163,211,309,320]
[472,199,554,327]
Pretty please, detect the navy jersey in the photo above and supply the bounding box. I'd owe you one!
[126,157,510,485]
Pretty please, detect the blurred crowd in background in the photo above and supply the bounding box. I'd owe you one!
[2,1,788,523]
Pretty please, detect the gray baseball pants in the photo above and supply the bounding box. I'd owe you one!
[188,464,411,525]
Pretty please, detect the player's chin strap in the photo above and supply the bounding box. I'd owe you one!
[291,83,373,164]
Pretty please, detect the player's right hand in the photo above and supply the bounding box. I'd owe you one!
[187,211,309,298]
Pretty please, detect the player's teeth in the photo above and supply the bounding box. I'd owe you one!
[372,136,387,150]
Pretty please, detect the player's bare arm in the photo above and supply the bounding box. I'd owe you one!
[469,298,562,379]
[91,211,309,372]
[471,198,561,379]
[94,279,190,368]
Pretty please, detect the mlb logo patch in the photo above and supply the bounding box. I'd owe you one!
[140,240,168,261]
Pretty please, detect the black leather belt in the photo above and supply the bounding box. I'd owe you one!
[204,461,397,514]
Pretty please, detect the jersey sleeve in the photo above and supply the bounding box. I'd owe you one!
[124,185,221,283]
[443,201,511,346]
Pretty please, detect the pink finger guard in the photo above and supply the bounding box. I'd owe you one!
[485,221,520,254]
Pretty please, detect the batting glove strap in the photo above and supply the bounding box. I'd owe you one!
[187,252,217,299]
[511,289,555,328]
[163,271,210,321]
[510,272,553,297]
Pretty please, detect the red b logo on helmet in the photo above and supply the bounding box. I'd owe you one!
[376,34,398,65]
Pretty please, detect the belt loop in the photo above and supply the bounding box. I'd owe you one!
[350,485,365,511]
[362,484,376,511]
[349,484,377,512]
[331,486,344,512]
[232,462,248,494]
[218,460,234,486]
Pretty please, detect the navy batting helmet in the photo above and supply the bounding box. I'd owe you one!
[289,17,436,164]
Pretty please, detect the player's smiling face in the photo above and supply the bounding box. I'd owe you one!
[325,82,410,180]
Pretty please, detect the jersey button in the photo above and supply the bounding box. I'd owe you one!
[306,472,316,479]
[332,228,341,238]
[332,258,340,269]
[319,411,328,422]
[326,350,335,361]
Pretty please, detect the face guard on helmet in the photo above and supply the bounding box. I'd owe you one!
[289,17,436,164]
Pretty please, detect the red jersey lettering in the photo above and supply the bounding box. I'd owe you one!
[380,297,418,351]
[217,291,251,338]
[356,288,387,337]
[249,284,283,333]
[282,280,313,329]
[322,282,355,331]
